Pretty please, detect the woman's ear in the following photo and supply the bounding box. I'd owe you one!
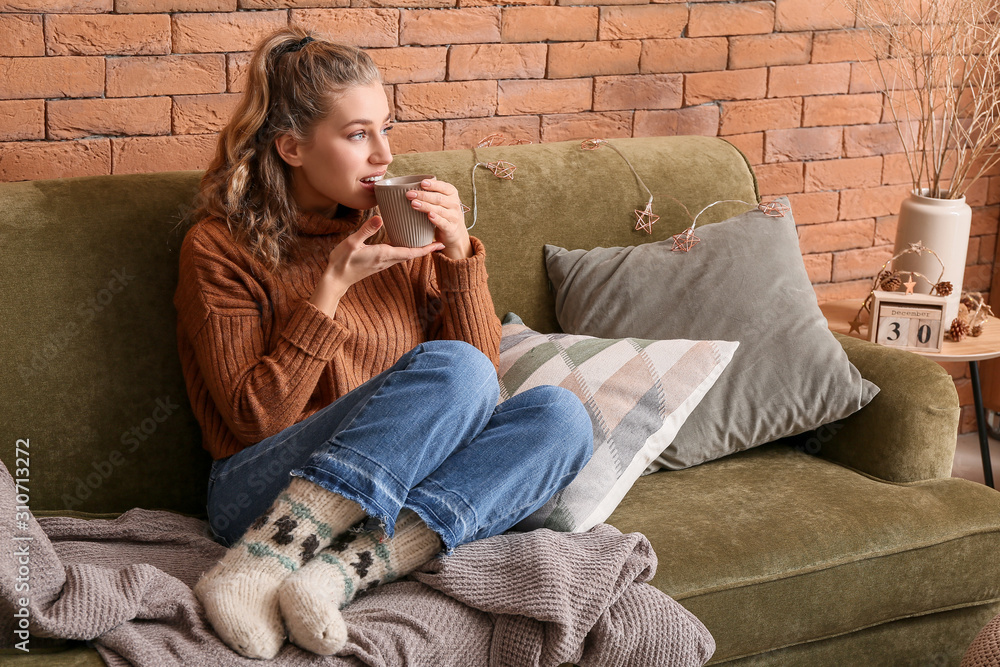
[274,133,303,167]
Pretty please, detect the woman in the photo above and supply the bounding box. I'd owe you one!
[174,27,593,660]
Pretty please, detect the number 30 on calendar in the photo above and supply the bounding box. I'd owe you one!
[868,290,946,353]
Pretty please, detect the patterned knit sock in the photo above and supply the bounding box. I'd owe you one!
[277,509,443,655]
[193,476,366,659]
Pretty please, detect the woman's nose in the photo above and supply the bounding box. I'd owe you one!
[372,134,392,166]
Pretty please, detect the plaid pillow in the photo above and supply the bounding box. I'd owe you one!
[500,315,738,532]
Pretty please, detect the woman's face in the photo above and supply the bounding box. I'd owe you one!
[277,82,394,213]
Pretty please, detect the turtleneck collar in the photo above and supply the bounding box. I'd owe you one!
[295,207,364,236]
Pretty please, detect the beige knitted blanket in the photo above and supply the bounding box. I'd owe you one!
[0,462,714,666]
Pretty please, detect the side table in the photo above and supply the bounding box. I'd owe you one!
[820,299,997,489]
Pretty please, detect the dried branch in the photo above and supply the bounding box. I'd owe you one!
[852,0,1000,199]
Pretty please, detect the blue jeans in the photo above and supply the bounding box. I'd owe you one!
[205,340,593,552]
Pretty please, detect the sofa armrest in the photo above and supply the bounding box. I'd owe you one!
[813,332,960,483]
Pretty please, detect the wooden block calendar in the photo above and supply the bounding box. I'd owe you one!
[868,290,947,353]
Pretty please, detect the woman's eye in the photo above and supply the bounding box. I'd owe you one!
[349,126,391,140]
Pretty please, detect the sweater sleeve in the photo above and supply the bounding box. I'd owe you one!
[429,235,502,371]
[175,228,351,448]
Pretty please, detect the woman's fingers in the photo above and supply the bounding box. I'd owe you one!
[349,216,383,246]
[369,242,444,270]
[405,180,468,255]
[407,190,463,227]
[382,242,444,261]
[418,177,458,196]
[326,220,443,291]
[406,190,449,208]
[414,201,453,224]
[407,179,462,211]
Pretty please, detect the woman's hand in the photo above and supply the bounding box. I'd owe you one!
[323,216,444,297]
[405,178,472,260]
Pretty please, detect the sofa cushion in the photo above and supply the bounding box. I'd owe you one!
[606,445,1000,663]
[544,197,879,470]
[498,314,738,532]
[0,171,210,517]
[707,603,1000,666]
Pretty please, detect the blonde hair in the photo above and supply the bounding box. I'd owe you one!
[191,27,383,273]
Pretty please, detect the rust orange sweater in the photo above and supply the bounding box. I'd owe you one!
[173,210,502,460]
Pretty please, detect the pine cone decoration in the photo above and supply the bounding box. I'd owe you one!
[934,281,953,297]
[878,270,901,291]
[972,324,984,337]
[882,276,902,292]
[950,318,970,342]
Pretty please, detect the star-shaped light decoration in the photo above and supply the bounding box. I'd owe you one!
[634,202,659,234]
[487,160,516,180]
[672,227,701,252]
[908,241,927,255]
[849,317,864,334]
[581,138,607,151]
[758,200,790,217]
[477,133,506,148]
[903,276,917,294]
[476,133,533,148]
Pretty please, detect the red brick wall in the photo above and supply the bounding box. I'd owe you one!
[1,0,997,432]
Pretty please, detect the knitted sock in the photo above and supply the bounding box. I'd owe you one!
[193,476,366,659]
[277,509,443,655]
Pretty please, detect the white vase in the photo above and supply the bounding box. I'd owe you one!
[891,189,972,325]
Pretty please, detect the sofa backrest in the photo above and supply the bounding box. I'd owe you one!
[0,136,757,516]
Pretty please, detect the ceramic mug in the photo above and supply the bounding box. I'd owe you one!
[373,175,438,248]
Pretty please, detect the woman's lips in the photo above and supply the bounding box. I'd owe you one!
[359,173,385,192]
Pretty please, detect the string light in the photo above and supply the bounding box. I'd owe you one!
[462,135,790,249]
[580,139,788,248]
[581,139,657,234]
[465,134,528,230]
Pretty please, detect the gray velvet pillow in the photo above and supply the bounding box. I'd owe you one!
[545,196,880,470]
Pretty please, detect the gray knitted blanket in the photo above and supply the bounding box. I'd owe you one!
[0,462,714,666]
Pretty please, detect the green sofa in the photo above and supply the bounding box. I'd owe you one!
[2,136,999,665]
